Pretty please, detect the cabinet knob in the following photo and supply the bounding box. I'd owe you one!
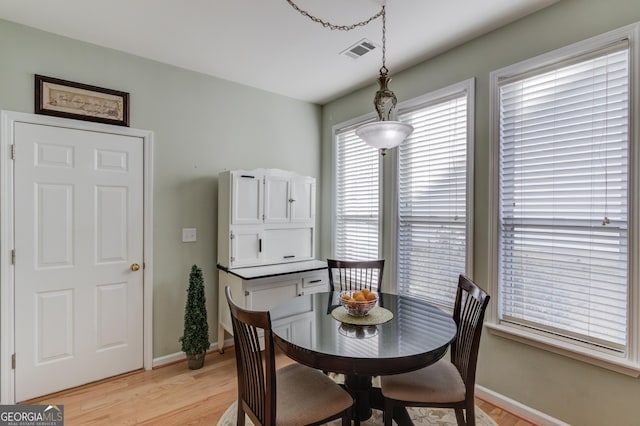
[288,198,296,203]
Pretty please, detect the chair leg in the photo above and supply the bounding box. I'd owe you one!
[466,399,476,426]
[237,404,246,426]
[454,408,465,426]
[383,399,394,426]
[341,410,351,426]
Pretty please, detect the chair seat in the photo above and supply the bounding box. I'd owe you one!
[380,359,466,404]
[276,363,353,426]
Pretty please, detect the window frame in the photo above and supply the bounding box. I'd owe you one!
[392,79,476,306]
[488,22,640,376]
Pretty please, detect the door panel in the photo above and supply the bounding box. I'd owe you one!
[230,228,262,267]
[290,176,316,223]
[36,183,73,267]
[37,290,73,363]
[231,172,263,224]
[96,282,128,350]
[264,174,290,223]
[96,186,128,262]
[14,122,144,402]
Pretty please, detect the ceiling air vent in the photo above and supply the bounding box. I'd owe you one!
[341,38,377,59]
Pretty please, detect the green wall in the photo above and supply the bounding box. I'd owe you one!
[320,0,640,424]
[0,19,322,358]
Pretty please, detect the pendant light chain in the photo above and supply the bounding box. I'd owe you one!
[285,0,383,31]
[380,5,387,74]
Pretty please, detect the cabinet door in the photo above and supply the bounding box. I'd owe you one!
[262,228,313,264]
[231,172,263,224]
[291,315,314,347]
[290,176,316,223]
[264,174,290,223]
[230,228,262,267]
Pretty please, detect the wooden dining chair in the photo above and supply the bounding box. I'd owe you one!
[380,274,490,426]
[327,259,385,292]
[225,286,353,426]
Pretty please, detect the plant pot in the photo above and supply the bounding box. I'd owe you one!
[187,352,205,370]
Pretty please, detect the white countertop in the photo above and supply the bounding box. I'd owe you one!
[219,259,328,280]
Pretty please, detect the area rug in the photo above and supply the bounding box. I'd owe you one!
[217,400,497,426]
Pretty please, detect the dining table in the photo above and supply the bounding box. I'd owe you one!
[271,291,457,425]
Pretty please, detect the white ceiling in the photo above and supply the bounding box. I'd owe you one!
[0,0,558,104]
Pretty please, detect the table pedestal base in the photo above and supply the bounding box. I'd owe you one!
[344,375,373,423]
[344,375,413,426]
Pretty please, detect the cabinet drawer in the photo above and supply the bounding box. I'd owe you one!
[302,273,327,289]
[247,279,299,311]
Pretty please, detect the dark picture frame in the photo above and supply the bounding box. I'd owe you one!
[35,74,130,127]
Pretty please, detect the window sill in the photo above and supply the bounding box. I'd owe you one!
[486,322,640,377]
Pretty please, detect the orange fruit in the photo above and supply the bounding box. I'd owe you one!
[352,291,363,300]
[354,294,366,302]
[365,292,376,301]
[362,288,371,295]
[341,294,352,301]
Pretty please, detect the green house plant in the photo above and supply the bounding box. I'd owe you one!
[180,264,210,369]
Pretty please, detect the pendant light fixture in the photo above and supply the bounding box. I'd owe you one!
[286,1,413,155]
[355,5,413,156]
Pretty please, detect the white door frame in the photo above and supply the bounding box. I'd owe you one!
[0,110,154,404]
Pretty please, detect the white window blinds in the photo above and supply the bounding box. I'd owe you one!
[498,43,629,351]
[397,91,469,307]
[334,124,381,260]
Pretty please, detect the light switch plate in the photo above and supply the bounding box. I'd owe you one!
[182,228,197,242]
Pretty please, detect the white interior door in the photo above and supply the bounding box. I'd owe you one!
[13,122,144,402]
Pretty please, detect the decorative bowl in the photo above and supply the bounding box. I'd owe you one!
[339,290,377,316]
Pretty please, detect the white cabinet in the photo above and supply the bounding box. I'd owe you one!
[218,169,316,269]
[217,261,328,352]
[218,169,322,352]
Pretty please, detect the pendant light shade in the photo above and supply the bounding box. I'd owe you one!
[355,120,413,153]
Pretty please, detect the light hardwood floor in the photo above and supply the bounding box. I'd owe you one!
[25,348,537,425]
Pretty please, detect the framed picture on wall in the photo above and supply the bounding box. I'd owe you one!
[35,74,130,127]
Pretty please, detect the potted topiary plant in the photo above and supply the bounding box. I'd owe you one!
[180,264,210,369]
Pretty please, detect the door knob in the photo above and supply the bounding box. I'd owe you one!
[131,263,141,272]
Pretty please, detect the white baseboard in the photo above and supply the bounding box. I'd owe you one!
[476,385,570,426]
[152,339,234,368]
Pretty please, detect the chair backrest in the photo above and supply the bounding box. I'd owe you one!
[225,286,276,425]
[327,259,385,292]
[450,274,490,394]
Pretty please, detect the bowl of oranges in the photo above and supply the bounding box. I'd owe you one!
[339,289,377,316]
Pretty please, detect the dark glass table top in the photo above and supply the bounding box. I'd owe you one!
[271,292,457,377]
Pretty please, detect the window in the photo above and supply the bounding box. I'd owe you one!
[491,24,639,368]
[334,122,381,260]
[396,80,474,308]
